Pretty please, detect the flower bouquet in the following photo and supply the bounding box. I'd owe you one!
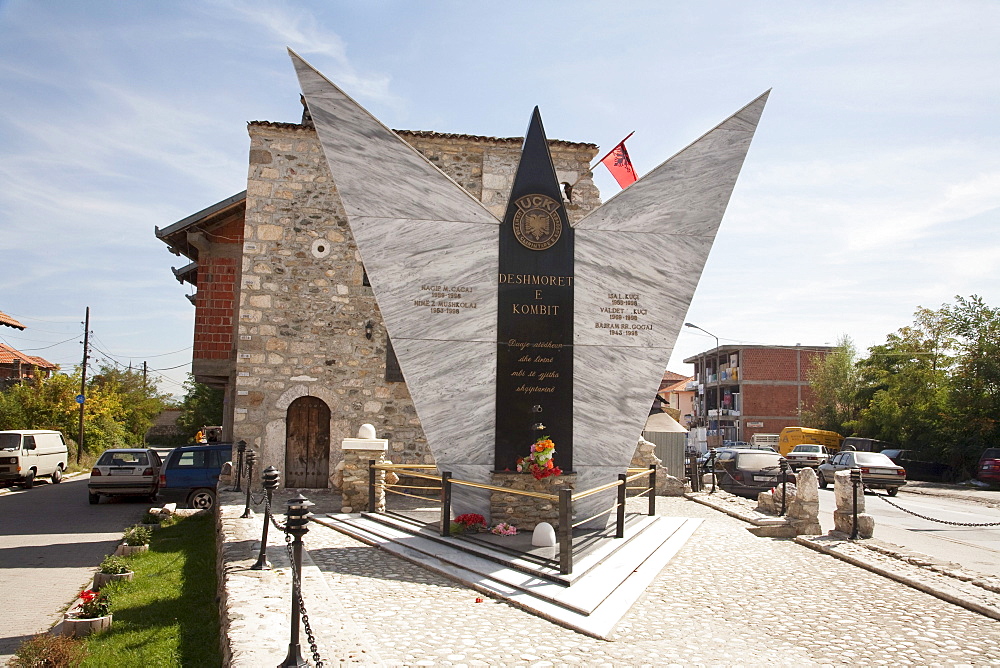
[516,436,562,480]
[490,522,518,536]
[450,513,487,535]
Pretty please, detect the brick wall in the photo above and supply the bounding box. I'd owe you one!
[194,256,238,360]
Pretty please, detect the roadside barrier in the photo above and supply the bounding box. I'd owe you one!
[237,452,325,667]
[869,488,1000,527]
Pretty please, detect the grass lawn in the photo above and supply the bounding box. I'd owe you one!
[82,513,220,667]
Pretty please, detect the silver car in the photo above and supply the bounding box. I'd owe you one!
[88,448,162,504]
[817,450,907,495]
[785,444,834,470]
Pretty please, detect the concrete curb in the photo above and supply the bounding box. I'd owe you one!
[796,534,1000,622]
[684,491,1000,622]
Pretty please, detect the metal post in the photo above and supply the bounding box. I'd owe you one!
[558,487,573,575]
[368,459,377,513]
[779,457,789,516]
[440,472,452,537]
[850,468,861,540]
[615,473,627,538]
[251,466,280,570]
[280,495,312,668]
[241,449,256,519]
[233,440,246,492]
[709,450,717,494]
[648,464,657,516]
[688,454,700,493]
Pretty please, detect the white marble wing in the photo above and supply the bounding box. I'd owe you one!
[291,50,500,476]
[572,92,769,474]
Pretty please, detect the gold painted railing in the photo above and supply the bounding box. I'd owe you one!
[368,461,657,575]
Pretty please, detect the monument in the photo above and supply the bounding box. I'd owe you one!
[292,49,768,524]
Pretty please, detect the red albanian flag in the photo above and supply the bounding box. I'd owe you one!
[598,132,638,188]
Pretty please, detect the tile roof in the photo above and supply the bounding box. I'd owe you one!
[0,343,57,369]
[246,121,598,149]
[0,310,25,330]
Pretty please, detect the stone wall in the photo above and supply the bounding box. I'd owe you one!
[234,121,599,487]
[489,472,577,531]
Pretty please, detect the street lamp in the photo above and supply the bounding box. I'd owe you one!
[685,323,722,448]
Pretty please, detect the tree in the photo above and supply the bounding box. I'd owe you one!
[938,295,1000,475]
[176,376,224,438]
[0,363,169,463]
[854,307,951,453]
[801,335,861,435]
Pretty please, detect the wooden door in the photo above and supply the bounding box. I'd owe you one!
[284,396,330,488]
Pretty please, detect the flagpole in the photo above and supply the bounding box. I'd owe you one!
[590,131,635,171]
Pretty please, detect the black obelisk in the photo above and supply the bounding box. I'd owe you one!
[495,108,575,472]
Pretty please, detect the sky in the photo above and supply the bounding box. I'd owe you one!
[1,1,999,397]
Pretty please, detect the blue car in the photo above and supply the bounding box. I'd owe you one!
[158,443,231,510]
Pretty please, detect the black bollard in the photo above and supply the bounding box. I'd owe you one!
[850,467,862,539]
[709,450,717,494]
[251,466,281,571]
[280,495,313,668]
[241,449,256,519]
[233,440,247,492]
[779,457,789,516]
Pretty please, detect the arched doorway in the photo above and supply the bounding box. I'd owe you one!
[284,396,330,488]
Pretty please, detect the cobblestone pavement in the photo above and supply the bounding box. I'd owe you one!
[303,495,1000,666]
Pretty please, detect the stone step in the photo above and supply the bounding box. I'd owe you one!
[311,512,701,639]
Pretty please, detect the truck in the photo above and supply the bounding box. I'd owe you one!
[777,427,842,456]
[749,433,779,451]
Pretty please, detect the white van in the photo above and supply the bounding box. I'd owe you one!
[0,430,69,488]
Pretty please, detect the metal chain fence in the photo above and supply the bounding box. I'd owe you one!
[870,489,1000,527]
[284,529,323,666]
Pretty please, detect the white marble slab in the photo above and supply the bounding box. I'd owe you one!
[350,215,498,343]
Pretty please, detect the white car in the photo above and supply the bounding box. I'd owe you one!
[785,444,834,470]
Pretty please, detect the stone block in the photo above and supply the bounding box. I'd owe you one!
[834,470,865,512]
[833,510,874,538]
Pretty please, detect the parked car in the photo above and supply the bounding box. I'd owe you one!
[785,443,834,470]
[158,442,231,510]
[88,448,162,504]
[977,448,1000,485]
[817,451,906,495]
[716,449,786,498]
[880,449,953,482]
[841,437,893,452]
[0,430,69,488]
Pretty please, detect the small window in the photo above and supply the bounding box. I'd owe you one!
[23,435,35,450]
[385,338,404,383]
[174,450,209,468]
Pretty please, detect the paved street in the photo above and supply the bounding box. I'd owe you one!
[0,475,148,663]
[301,495,1000,666]
[817,487,1000,578]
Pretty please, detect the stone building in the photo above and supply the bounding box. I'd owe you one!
[158,107,601,488]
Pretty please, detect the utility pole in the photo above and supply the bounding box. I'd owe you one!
[77,307,90,465]
[142,361,148,392]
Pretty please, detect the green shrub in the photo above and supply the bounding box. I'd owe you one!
[11,634,87,667]
[99,555,132,575]
[122,525,152,546]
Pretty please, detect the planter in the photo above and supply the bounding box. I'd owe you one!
[62,613,112,637]
[93,570,134,591]
[114,544,149,556]
[139,522,161,531]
